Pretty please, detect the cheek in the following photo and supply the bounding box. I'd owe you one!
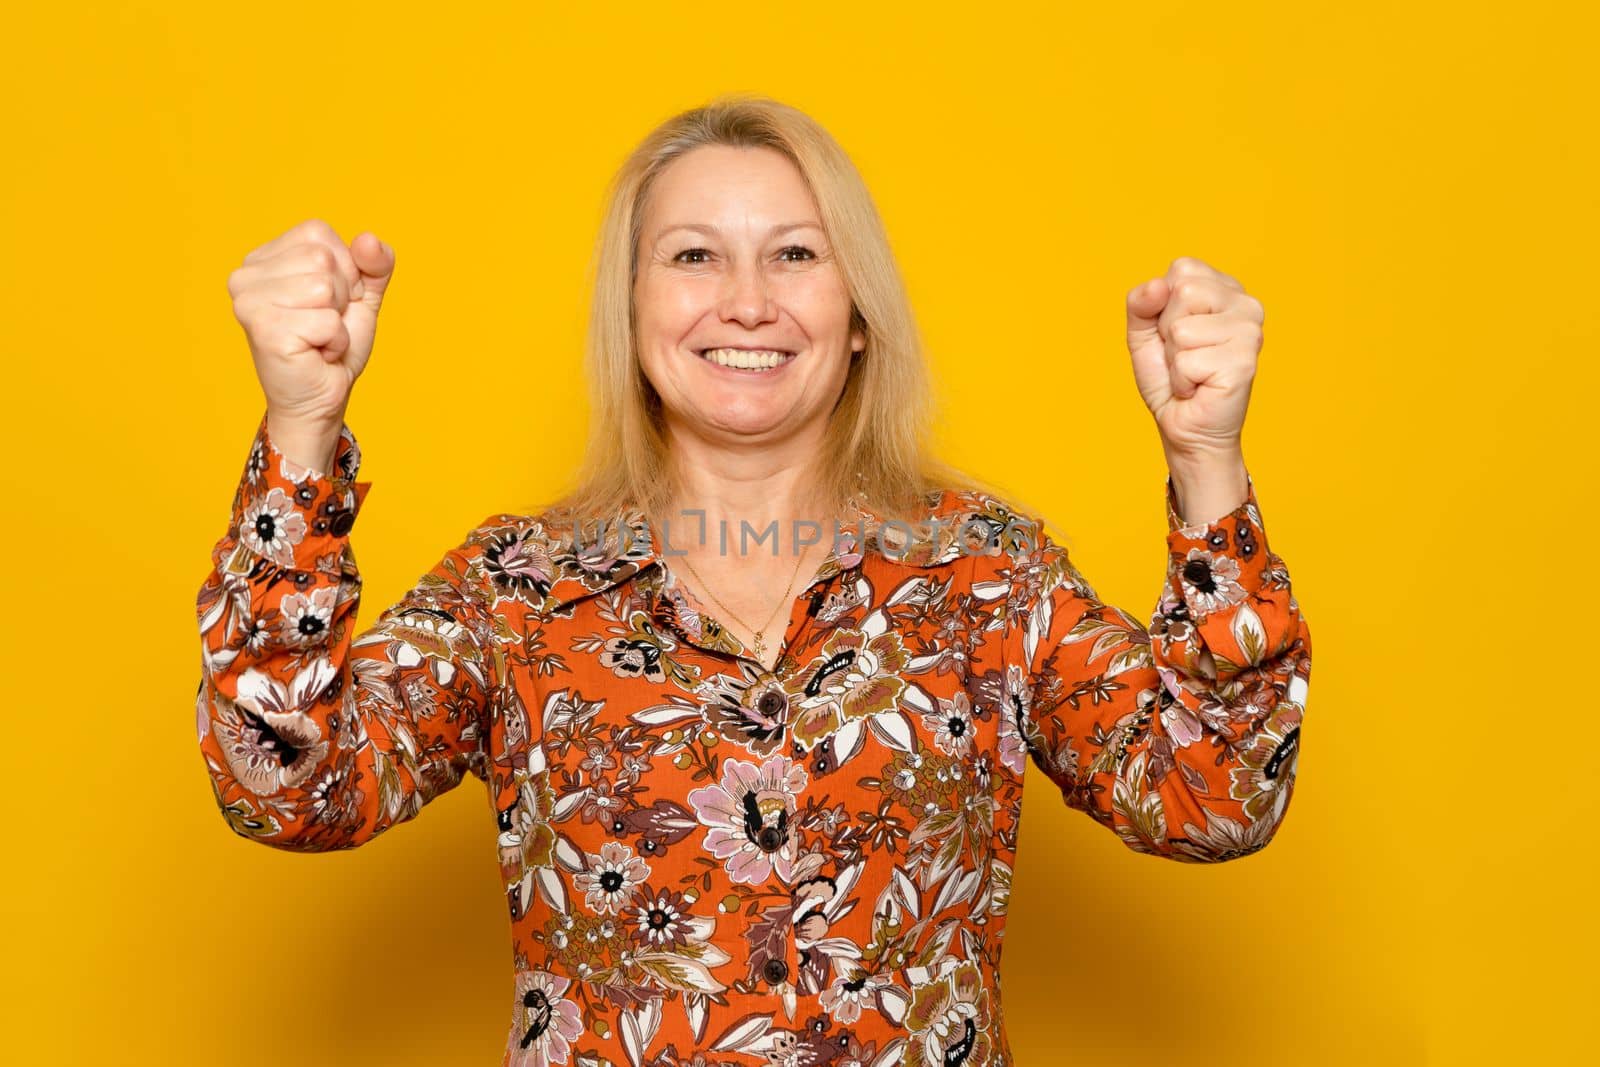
[780,274,852,328]
[639,281,716,343]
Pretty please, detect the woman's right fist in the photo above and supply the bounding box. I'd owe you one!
[228,219,396,432]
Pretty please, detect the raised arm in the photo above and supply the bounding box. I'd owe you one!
[1004,473,1311,861]
[195,412,502,850]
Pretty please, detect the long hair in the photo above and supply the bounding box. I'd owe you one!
[541,93,1062,551]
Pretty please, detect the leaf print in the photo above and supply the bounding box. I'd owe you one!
[709,1011,774,1053]
[1111,751,1169,854]
[1231,599,1267,666]
[633,946,731,995]
[866,708,916,753]
[618,996,661,1067]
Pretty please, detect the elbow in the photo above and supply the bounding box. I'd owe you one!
[199,738,374,854]
[197,677,379,853]
[1161,776,1298,864]
[205,775,365,854]
[1160,700,1304,863]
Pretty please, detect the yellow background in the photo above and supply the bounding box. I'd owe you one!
[2,2,1589,1063]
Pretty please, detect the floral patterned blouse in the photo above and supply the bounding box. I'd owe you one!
[195,412,1312,1067]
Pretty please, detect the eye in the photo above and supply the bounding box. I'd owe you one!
[779,245,816,262]
[673,247,712,264]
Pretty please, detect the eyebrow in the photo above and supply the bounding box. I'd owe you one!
[655,221,824,241]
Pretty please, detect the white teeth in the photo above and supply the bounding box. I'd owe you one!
[699,347,791,370]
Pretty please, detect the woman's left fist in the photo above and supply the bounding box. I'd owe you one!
[1125,256,1263,460]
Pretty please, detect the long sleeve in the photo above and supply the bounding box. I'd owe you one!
[1004,472,1311,862]
[194,411,502,852]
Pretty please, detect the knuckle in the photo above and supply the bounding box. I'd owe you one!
[300,217,337,241]
[306,244,338,271]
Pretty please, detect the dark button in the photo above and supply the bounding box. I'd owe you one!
[757,690,785,717]
[329,509,355,536]
[756,826,785,852]
[762,957,789,984]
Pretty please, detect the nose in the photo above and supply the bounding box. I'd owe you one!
[717,257,776,327]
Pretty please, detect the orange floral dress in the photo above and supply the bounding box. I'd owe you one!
[195,412,1312,1067]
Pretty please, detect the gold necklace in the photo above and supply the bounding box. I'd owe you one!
[676,540,814,662]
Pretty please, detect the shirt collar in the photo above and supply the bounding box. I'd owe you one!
[538,487,1032,610]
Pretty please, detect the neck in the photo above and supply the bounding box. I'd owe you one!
[656,415,836,558]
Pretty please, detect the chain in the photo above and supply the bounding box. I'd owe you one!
[676,540,814,660]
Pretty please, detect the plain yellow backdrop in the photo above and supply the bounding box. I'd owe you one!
[2,2,1590,1064]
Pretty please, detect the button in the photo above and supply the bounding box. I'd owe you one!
[762,957,789,984]
[757,690,785,717]
[329,509,355,536]
[756,826,785,852]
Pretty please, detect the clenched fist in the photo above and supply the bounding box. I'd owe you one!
[227,219,396,472]
[1125,256,1263,463]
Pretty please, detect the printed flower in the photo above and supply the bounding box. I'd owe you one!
[995,665,1033,776]
[245,435,268,481]
[577,777,638,825]
[215,659,334,796]
[498,773,559,879]
[353,605,478,691]
[1173,809,1278,862]
[923,690,975,758]
[699,672,795,756]
[579,741,618,780]
[820,967,893,1025]
[1176,547,1247,617]
[483,529,557,601]
[601,633,672,684]
[277,586,337,648]
[507,969,584,1067]
[574,840,651,915]
[239,487,307,567]
[1228,704,1303,824]
[1149,587,1197,650]
[688,755,808,884]
[625,884,700,948]
[791,619,910,749]
[904,961,993,1067]
[879,749,954,810]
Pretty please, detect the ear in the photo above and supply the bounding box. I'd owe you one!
[850,325,867,355]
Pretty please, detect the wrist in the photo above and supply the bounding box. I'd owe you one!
[265,409,344,477]
[1164,448,1249,527]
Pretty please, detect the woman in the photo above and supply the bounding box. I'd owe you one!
[198,95,1311,1067]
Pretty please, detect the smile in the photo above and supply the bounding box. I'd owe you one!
[696,347,797,373]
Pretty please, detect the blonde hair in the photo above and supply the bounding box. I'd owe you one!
[541,93,1062,550]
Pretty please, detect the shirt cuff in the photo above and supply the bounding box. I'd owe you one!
[1160,471,1275,635]
[227,410,373,576]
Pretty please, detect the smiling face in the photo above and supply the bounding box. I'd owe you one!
[633,144,866,447]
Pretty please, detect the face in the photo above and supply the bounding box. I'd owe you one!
[634,144,866,445]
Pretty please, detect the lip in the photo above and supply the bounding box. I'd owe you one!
[695,345,797,355]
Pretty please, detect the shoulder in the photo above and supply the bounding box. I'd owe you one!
[932,486,1049,548]
[455,507,652,610]
[871,486,1051,569]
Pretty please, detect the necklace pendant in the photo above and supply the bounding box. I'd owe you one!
[752,632,766,658]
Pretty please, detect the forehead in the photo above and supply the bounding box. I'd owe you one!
[644,144,822,235]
